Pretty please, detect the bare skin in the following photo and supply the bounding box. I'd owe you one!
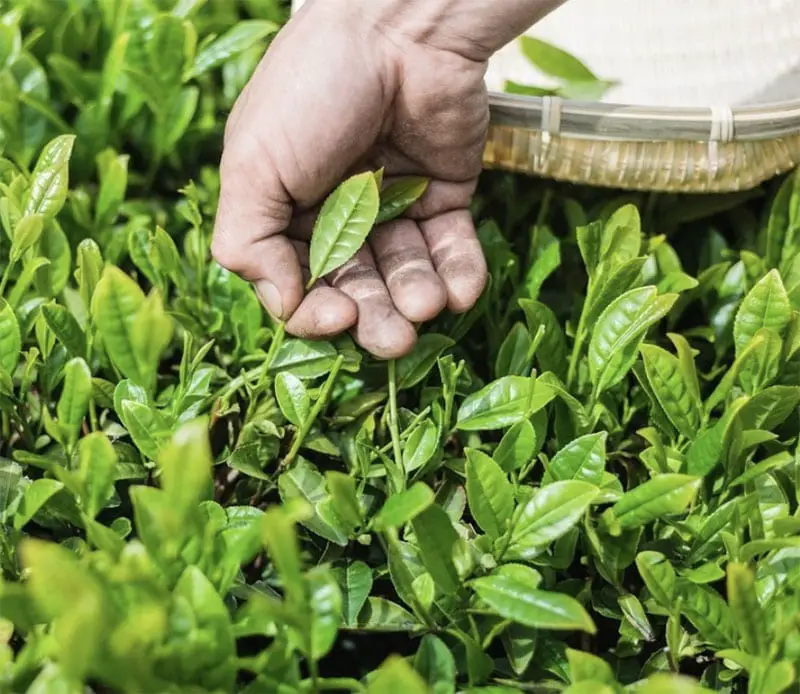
[212,0,565,358]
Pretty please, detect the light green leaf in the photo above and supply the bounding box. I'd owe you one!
[519,36,598,83]
[415,634,456,694]
[589,287,678,395]
[309,172,380,281]
[726,562,767,656]
[600,204,642,266]
[14,479,64,530]
[173,565,236,691]
[77,433,117,520]
[505,481,598,560]
[396,334,454,389]
[10,213,43,262]
[377,177,429,224]
[411,505,462,594]
[566,648,615,684]
[733,269,791,355]
[119,400,171,461]
[332,561,373,627]
[465,448,513,539]
[355,597,422,632]
[185,20,277,80]
[403,419,438,473]
[494,419,537,473]
[495,322,532,377]
[635,551,676,608]
[0,299,20,376]
[74,239,103,310]
[261,502,311,606]
[156,86,199,154]
[24,135,75,217]
[372,482,434,531]
[34,221,71,297]
[611,475,700,529]
[544,432,606,485]
[158,418,212,517]
[457,376,552,431]
[639,344,702,439]
[91,266,147,387]
[41,303,86,358]
[524,225,561,300]
[367,656,429,694]
[583,256,647,327]
[56,357,92,450]
[272,339,337,379]
[325,471,363,533]
[520,299,568,379]
[678,581,737,648]
[738,385,800,431]
[472,575,596,633]
[305,566,342,660]
[275,371,310,427]
[130,290,173,394]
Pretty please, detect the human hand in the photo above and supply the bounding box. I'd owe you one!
[212,0,563,358]
[212,1,492,359]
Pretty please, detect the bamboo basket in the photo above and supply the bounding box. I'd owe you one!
[291,0,800,193]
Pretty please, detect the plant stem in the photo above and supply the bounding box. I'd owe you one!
[441,361,464,440]
[0,259,16,297]
[566,319,587,391]
[387,360,404,482]
[309,658,320,694]
[283,355,344,469]
[88,399,99,432]
[258,322,286,390]
[377,406,431,456]
[536,187,553,228]
[1,412,9,448]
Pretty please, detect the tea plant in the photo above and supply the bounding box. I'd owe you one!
[2,2,800,693]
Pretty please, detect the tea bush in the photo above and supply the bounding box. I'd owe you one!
[2,2,800,693]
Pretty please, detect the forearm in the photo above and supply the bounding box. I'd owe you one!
[364,0,566,59]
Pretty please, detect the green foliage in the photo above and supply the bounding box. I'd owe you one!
[1,2,800,693]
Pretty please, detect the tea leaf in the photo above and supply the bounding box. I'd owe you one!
[309,172,380,281]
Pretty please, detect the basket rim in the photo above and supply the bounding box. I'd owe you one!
[488,92,800,143]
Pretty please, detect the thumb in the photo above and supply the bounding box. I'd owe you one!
[211,139,304,320]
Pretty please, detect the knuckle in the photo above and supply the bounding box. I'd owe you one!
[210,233,245,274]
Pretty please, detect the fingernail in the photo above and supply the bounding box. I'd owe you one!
[255,280,283,319]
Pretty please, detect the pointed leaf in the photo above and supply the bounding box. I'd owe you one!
[611,475,700,529]
[733,269,791,354]
[275,371,310,427]
[545,432,606,485]
[56,357,92,450]
[472,575,596,633]
[506,481,598,560]
[465,449,513,539]
[0,299,20,376]
[589,287,678,394]
[309,172,380,280]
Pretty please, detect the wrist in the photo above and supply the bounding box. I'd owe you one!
[360,0,566,60]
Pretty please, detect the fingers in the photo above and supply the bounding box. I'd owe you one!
[212,8,391,321]
[404,180,477,220]
[212,131,306,319]
[328,246,417,359]
[287,199,486,331]
[420,210,488,313]
[370,219,447,323]
[284,242,358,339]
